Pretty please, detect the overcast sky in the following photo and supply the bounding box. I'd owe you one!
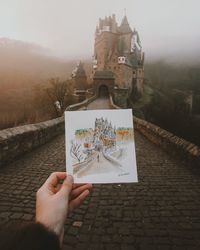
[0,0,200,61]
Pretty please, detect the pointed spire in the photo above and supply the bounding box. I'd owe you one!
[124,8,127,16]
[72,61,86,78]
[119,15,132,33]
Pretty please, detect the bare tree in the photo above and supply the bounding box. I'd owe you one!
[45,78,70,116]
[70,141,84,163]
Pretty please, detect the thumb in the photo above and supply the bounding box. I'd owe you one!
[59,175,74,197]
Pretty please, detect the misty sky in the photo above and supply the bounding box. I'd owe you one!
[0,0,200,61]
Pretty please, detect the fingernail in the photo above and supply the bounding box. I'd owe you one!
[68,175,74,183]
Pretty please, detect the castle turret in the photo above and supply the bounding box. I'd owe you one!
[71,61,88,90]
[119,16,132,33]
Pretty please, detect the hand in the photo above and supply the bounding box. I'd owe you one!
[36,172,92,245]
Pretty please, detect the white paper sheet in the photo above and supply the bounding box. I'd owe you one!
[65,109,138,184]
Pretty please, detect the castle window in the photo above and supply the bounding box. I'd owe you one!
[118,56,126,64]
[114,66,116,70]
[102,26,110,32]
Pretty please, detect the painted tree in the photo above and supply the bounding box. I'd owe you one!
[118,129,129,140]
[70,141,84,163]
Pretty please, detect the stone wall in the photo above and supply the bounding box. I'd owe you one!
[133,117,200,165]
[110,95,200,165]
[112,88,129,108]
[66,95,97,110]
[115,64,133,90]
[0,117,64,167]
[0,95,97,167]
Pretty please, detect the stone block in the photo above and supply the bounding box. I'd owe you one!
[0,117,65,167]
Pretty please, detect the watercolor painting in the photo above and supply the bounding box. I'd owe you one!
[65,109,138,183]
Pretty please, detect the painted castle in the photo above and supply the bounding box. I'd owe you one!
[93,118,116,150]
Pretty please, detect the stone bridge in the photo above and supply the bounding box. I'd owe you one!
[0,97,200,250]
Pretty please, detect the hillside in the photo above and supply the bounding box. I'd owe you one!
[130,61,200,146]
[0,38,76,89]
[0,38,92,129]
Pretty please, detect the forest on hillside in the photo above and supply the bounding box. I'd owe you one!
[132,61,200,146]
[0,39,92,130]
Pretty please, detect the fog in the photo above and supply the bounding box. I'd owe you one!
[0,0,200,62]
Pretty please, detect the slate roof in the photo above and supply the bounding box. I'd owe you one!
[118,16,132,33]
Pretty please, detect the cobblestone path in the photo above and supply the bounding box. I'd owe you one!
[87,97,113,109]
[1,133,200,250]
[0,99,200,249]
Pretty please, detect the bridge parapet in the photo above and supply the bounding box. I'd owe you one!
[0,95,97,167]
[66,95,97,111]
[110,95,200,165]
[133,117,200,165]
[0,117,64,167]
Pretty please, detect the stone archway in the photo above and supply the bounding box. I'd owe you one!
[98,85,109,97]
[93,71,115,97]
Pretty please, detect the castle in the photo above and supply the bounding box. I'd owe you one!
[72,14,145,107]
[93,118,116,150]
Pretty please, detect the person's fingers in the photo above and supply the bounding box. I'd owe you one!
[37,172,67,195]
[70,184,92,200]
[72,183,85,189]
[68,189,90,213]
[72,183,93,191]
[54,183,62,193]
[59,175,74,197]
[44,172,66,189]
[72,183,93,189]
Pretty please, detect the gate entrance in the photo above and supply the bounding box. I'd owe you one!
[98,85,109,97]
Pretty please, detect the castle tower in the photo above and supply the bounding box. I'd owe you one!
[71,61,88,90]
[92,14,145,106]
